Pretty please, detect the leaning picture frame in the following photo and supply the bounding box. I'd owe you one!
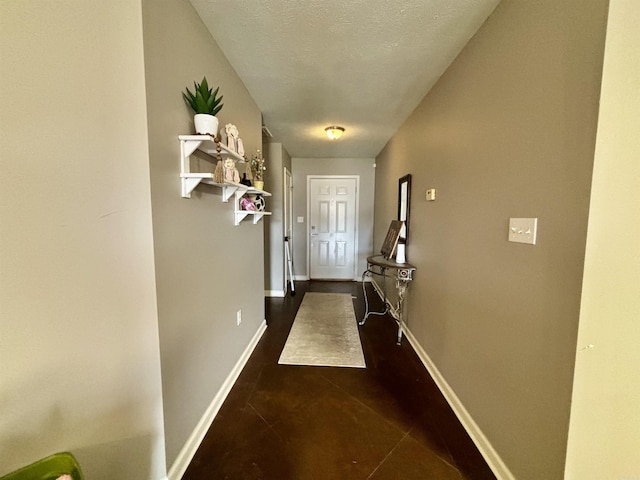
[381,220,403,260]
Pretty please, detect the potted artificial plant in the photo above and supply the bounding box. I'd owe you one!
[183,76,223,136]
[250,150,266,191]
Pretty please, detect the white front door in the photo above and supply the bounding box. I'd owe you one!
[308,176,358,280]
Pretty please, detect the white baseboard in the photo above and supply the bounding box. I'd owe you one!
[293,274,308,281]
[403,327,516,480]
[265,290,285,297]
[167,320,267,480]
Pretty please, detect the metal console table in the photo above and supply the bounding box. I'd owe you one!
[360,255,416,345]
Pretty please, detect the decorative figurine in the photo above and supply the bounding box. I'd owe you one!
[225,123,239,152]
[223,158,240,183]
[240,172,252,187]
[252,194,265,211]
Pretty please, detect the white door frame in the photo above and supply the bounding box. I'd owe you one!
[283,167,293,291]
[306,175,360,280]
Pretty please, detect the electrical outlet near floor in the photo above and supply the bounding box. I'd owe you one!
[236,309,242,326]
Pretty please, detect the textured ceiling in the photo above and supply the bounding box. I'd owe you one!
[189,0,500,158]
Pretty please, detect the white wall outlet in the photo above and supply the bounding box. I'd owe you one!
[236,309,242,326]
[426,189,437,201]
[297,216,304,223]
[508,218,538,245]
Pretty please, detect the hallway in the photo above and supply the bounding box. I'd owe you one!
[183,281,496,479]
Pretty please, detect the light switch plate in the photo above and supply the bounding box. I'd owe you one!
[297,216,304,223]
[508,218,537,245]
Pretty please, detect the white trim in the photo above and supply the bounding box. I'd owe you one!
[283,167,293,295]
[354,177,360,279]
[265,290,285,297]
[403,326,516,480]
[306,175,360,280]
[293,274,309,281]
[167,320,268,480]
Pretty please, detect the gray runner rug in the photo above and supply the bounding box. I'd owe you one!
[278,292,366,368]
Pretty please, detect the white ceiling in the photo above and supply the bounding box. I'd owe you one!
[189,0,501,158]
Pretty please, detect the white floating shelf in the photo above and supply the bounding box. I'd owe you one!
[179,175,271,202]
[234,210,272,226]
[179,135,272,225]
[178,134,246,162]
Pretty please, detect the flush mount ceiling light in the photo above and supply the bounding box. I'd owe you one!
[325,126,345,140]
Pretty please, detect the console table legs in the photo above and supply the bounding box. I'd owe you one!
[394,278,410,345]
[360,269,388,326]
[360,266,411,345]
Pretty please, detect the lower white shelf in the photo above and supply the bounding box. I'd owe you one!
[234,210,272,226]
[180,174,272,226]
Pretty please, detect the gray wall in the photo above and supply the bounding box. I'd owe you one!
[141,0,265,468]
[373,0,608,478]
[264,142,292,295]
[0,2,166,478]
[291,158,376,279]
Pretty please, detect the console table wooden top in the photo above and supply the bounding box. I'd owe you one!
[367,255,416,272]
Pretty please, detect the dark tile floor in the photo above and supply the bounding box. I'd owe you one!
[183,281,496,480]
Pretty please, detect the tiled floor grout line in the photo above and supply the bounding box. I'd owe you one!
[246,400,288,444]
[407,421,464,476]
[365,430,410,480]
[319,369,413,436]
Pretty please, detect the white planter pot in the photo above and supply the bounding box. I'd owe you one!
[194,114,219,136]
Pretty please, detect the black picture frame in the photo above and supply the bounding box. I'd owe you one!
[398,174,412,243]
